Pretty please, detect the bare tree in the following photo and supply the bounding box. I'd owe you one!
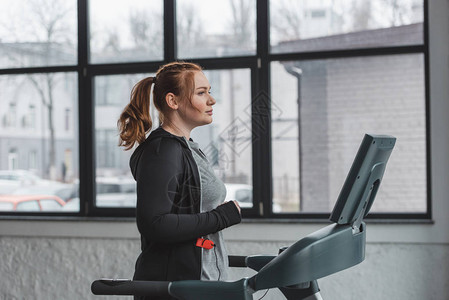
[353,0,419,31]
[27,0,74,179]
[383,0,422,26]
[129,10,151,50]
[229,0,255,48]
[271,0,302,42]
[27,74,58,179]
[176,2,204,55]
[27,0,74,47]
[351,0,372,31]
[102,29,121,54]
[128,9,163,57]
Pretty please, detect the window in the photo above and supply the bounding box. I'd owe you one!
[28,105,36,129]
[310,10,326,19]
[0,0,429,220]
[176,0,257,58]
[0,73,79,213]
[271,54,426,213]
[8,149,18,170]
[88,0,163,63]
[29,150,37,170]
[269,0,427,217]
[65,108,71,131]
[7,103,17,128]
[270,0,424,53]
[94,73,151,209]
[0,0,77,68]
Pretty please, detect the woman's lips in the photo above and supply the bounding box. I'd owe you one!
[206,110,213,115]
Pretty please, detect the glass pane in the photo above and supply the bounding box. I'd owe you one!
[89,0,163,63]
[191,69,253,209]
[271,54,426,213]
[0,0,77,68]
[270,0,424,54]
[16,200,40,211]
[0,73,79,213]
[176,0,256,59]
[39,198,65,211]
[94,73,154,207]
[0,202,14,211]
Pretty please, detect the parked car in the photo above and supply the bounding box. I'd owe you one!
[225,183,254,209]
[96,177,136,207]
[225,183,282,212]
[61,197,80,212]
[0,194,66,212]
[0,169,58,195]
[11,183,78,203]
[63,177,137,211]
[96,177,136,194]
[63,193,137,211]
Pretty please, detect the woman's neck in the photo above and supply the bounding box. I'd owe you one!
[161,122,191,140]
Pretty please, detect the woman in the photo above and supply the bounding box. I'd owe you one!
[118,62,242,299]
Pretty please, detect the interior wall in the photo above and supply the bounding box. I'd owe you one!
[0,236,448,300]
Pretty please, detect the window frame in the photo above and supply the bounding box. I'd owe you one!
[0,0,430,221]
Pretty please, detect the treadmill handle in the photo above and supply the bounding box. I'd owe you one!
[91,279,171,297]
[228,255,248,267]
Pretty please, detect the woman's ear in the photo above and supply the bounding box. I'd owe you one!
[165,93,179,110]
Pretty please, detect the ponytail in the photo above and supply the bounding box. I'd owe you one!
[118,76,155,150]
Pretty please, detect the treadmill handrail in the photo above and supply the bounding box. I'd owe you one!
[91,279,171,297]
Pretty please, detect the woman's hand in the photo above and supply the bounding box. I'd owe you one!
[232,200,241,214]
[220,200,241,214]
[215,200,242,227]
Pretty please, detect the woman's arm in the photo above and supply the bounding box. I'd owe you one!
[135,137,241,244]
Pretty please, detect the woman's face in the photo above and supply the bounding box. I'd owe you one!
[180,71,216,127]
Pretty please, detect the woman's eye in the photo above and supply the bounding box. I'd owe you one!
[197,90,211,96]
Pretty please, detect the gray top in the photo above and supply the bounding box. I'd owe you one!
[185,138,229,281]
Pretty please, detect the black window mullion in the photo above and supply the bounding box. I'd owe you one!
[0,66,78,75]
[78,0,95,216]
[190,56,257,70]
[88,62,163,77]
[164,0,177,62]
[254,0,272,217]
[423,0,432,220]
